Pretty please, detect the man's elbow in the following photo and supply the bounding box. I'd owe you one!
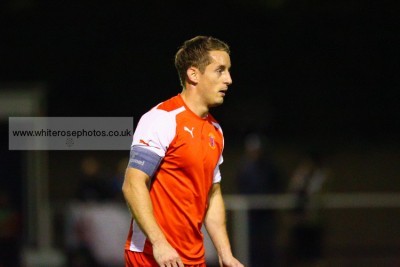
[121,174,132,198]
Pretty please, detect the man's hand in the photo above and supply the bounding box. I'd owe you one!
[152,239,184,267]
[219,255,244,267]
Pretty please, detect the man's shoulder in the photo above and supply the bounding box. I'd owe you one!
[139,95,185,125]
[207,113,222,130]
[156,94,184,112]
[207,113,219,124]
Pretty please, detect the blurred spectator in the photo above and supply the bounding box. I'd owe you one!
[76,156,109,202]
[287,150,330,267]
[67,156,106,267]
[66,156,131,267]
[0,189,21,267]
[236,132,283,267]
[65,202,130,267]
[108,158,127,202]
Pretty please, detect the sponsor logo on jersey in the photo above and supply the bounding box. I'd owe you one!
[184,126,194,138]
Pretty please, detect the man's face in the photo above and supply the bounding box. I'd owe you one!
[197,50,232,107]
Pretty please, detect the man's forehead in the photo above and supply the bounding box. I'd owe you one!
[209,51,231,66]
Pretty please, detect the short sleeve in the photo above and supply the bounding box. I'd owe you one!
[213,154,223,183]
[131,106,179,157]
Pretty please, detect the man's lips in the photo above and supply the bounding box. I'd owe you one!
[219,89,227,96]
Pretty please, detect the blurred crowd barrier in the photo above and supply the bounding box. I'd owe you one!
[225,193,400,267]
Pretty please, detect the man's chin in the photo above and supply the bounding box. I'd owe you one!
[210,99,224,108]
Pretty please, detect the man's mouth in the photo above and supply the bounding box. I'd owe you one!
[219,89,227,96]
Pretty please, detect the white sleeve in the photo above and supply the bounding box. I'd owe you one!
[131,107,178,157]
[212,123,224,183]
[213,154,223,183]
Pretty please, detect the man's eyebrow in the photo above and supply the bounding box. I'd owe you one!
[216,64,229,70]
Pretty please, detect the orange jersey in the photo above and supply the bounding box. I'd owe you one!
[125,94,224,264]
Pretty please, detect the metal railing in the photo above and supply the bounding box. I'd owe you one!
[223,193,400,266]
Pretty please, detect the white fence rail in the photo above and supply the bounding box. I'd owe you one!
[223,193,400,266]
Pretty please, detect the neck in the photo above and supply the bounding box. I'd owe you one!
[180,88,209,118]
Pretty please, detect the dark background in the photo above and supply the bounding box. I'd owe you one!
[1,0,399,143]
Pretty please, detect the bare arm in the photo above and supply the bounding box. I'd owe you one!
[205,183,244,267]
[122,167,183,267]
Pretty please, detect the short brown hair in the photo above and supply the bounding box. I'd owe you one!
[174,36,230,87]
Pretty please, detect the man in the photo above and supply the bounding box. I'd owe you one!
[122,36,243,267]
[236,133,283,267]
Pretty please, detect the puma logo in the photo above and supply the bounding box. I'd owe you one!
[184,126,194,138]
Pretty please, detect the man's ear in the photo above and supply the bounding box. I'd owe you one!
[186,67,199,84]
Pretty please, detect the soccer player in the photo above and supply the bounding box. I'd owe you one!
[122,36,244,267]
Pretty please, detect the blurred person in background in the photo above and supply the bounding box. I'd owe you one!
[0,189,21,267]
[236,132,284,267]
[66,155,130,267]
[108,158,128,202]
[67,156,105,267]
[287,150,330,267]
[76,156,109,202]
[122,35,243,267]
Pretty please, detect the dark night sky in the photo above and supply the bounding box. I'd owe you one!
[1,0,399,145]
